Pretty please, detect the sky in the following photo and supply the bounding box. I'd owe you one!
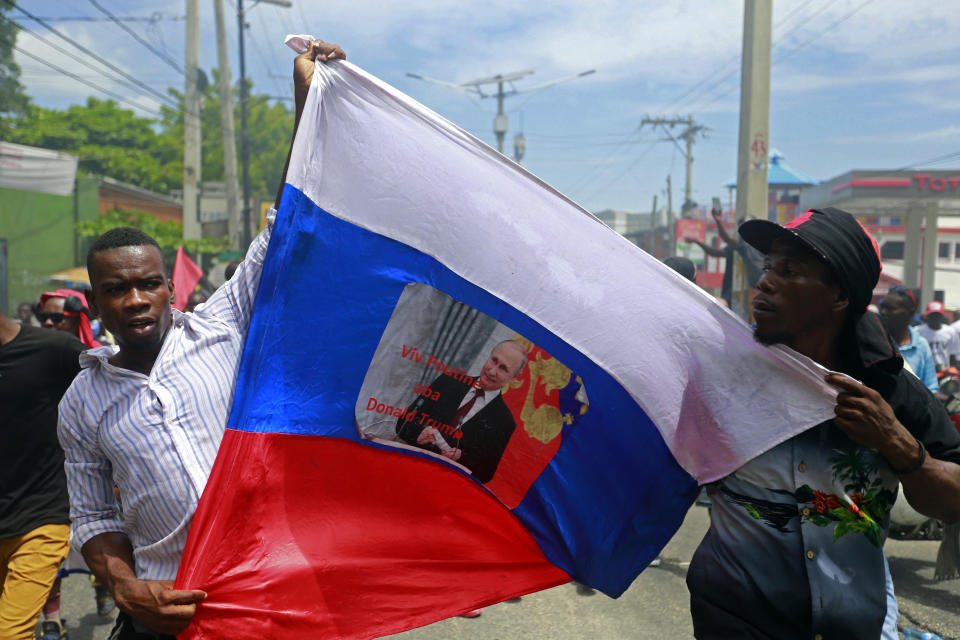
[10,0,960,214]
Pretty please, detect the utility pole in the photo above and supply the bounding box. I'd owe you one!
[734,0,772,317]
[182,0,201,242]
[649,194,658,254]
[735,0,772,224]
[493,78,508,153]
[683,114,695,214]
[237,0,250,249]
[666,174,674,258]
[512,113,526,163]
[236,0,291,248]
[213,0,242,252]
[640,115,708,217]
[407,68,595,156]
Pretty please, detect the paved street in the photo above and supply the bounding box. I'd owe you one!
[60,504,959,639]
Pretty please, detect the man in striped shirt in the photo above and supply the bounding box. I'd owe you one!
[57,39,345,639]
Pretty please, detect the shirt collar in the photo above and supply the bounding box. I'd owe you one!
[79,344,122,372]
[846,311,903,374]
[899,325,920,352]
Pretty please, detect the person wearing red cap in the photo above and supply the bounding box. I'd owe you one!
[37,290,102,349]
[917,300,960,372]
[33,290,112,638]
[686,208,960,640]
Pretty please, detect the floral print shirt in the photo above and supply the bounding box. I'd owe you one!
[687,314,960,640]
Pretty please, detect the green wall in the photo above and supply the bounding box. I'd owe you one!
[0,176,100,313]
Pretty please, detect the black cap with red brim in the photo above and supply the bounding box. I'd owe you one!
[738,207,882,312]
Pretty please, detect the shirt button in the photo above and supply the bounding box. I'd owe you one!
[806,550,815,560]
[797,462,807,472]
[802,508,811,517]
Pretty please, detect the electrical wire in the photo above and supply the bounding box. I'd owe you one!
[86,0,184,74]
[570,2,843,200]
[772,0,877,65]
[28,15,184,22]
[13,44,164,116]
[4,1,178,108]
[564,127,645,194]
[898,150,960,170]
[652,0,821,117]
[577,140,660,203]
[654,0,840,119]
[683,0,877,115]
[246,22,287,98]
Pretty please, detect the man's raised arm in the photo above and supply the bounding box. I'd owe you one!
[274,39,346,208]
[203,39,346,332]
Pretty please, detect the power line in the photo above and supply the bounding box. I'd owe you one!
[656,0,838,119]
[772,0,876,64]
[27,14,185,22]
[272,4,298,41]
[524,130,634,140]
[683,0,877,115]
[4,0,178,108]
[565,128,645,194]
[652,0,820,117]
[578,140,660,204]
[245,21,286,97]
[12,44,163,116]
[86,0,184,74]
[898,150,960,170]
[15,24,179,109]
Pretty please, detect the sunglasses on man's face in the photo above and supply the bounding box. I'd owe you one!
[37,312,66,324]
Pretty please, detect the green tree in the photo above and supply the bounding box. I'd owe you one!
[4,98,181,193]
[3,64,292,200]
[162,70,294,199]
[76,208,230,265]
[0,6,29,118]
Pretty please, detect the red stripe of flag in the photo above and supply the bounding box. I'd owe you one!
[176,431,570,639]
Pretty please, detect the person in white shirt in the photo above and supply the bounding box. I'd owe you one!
[56,39,345,639]
[917,300,960,371]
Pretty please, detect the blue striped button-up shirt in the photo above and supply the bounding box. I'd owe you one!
[58,213,273,580]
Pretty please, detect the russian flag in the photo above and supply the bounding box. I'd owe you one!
[174,38,838,639]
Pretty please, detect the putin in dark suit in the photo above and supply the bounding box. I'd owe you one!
[396,340,527,483]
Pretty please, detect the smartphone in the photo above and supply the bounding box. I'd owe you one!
[712,197,722,213]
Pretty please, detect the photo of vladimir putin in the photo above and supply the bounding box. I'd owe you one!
[397,340,527,483]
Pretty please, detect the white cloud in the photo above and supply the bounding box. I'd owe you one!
[13,14,168,118]
[774,63,960,93]
[830,124,960,144]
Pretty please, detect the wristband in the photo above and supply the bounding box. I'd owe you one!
[893,438,926,475]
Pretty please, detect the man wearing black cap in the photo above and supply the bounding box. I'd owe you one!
[686,207,960,640]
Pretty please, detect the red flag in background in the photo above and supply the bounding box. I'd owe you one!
[172,246,203,311]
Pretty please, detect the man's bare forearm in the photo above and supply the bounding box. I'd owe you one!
[715,222,737,247]
[274,39,346,208]
[690,240,726,258]
[81,531,138,593]
[900,456,960,523]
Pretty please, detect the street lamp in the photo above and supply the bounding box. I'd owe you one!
[237,0,291,248]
